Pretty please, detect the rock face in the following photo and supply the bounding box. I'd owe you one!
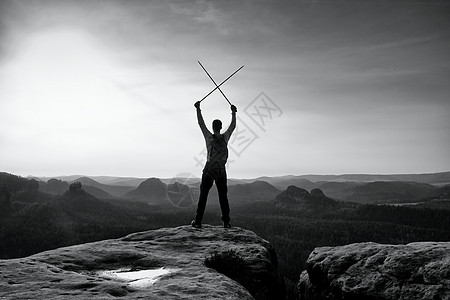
[298,242,450,300]
[274,186,336,209]
[44,178,70,195]
[0,225,285,300]
[68,182,83,194]
[41,178,114,199]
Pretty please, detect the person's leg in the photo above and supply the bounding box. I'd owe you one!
[215,168,230,225]
[194,171,214,224]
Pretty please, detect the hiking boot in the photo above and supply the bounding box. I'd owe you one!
[191,220,202,229]
[223,223,231,229]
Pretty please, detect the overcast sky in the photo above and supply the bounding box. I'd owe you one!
[0,0,449,179]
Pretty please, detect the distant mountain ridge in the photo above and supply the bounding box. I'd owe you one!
[201,180,281,204]
[342,181,436,204]
[421,185,450,201]
[316,181,437,204]
[18,171,450,206]
[37,178,113,199]
[70,177,134,197]
[124,177,168,204]
[258,172,450,187]
[31,171,450,189]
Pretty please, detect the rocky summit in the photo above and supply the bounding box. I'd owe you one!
[0,225,284,300]
[274,186,336,209]
[298,242,450,300]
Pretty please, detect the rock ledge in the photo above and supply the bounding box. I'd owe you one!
[298,241,450,300]
[0,225,284,299]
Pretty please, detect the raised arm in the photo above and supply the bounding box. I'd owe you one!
[194,101,211,138]
[223,105,237,142]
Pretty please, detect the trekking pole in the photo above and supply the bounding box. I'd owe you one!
[198,62,243,104]
[198,61,232,106]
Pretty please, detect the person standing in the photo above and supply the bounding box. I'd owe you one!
[191,101,237,228]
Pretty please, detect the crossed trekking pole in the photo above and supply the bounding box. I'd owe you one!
[198,61,244,105]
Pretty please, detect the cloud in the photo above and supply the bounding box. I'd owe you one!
[323,35,443,59]
[1,0,449,177]
[169,0,231,35]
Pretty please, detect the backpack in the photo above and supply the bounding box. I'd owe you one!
[208,134,228,167]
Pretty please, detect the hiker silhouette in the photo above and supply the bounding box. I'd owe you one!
[192,101,237,229]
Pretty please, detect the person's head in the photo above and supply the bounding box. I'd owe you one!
[212,119,222,133]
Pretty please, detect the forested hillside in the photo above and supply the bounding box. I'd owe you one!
[1,172,449,299]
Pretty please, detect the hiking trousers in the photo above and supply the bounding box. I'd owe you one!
[195,165,230,224]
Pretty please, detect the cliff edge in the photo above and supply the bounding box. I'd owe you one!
[0,225,285,299]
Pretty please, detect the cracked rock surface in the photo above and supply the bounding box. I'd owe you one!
[298,242,450,300]
[0,225,284,300]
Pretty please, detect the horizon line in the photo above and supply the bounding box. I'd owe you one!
[5,170,449,181]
